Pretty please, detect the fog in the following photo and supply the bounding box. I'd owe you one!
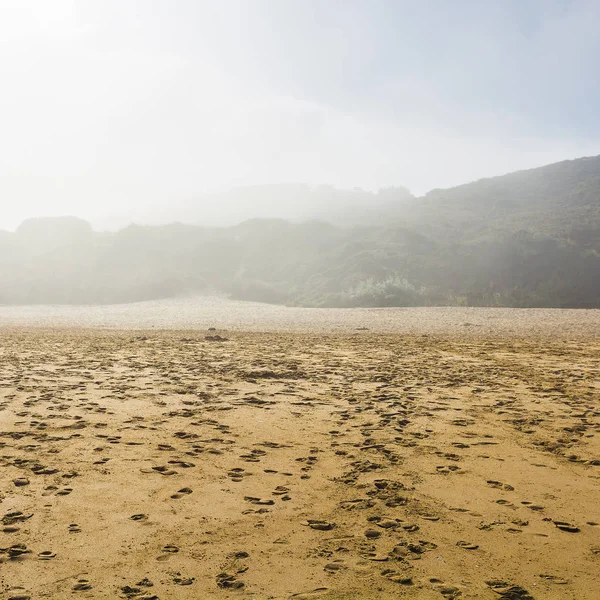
[1,1,599,310]
[2,0,600,231]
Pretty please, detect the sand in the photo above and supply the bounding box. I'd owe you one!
[0,305,599,599]
[1,295,600,337]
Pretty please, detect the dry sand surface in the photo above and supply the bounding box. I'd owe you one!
[1,306,599,599]
[1,296,600,337]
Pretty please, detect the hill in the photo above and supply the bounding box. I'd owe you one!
[1,155,599,308]
[398,155,600,240]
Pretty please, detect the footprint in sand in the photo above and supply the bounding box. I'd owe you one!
[339,499,376,511]
[436,465,461,474]
[374,518,400,529]
[72,580,92,591]
[173,576,195,585]
[363,552,389,562]
[244,496,275,506]
[456,540,479,550]
[240,448,267,462]
[120,585,143,598]
[216,572,244,589]
[495,499,516,508]
[121,578,155,597]
[6,544,31,560]
[3,526,20,534]
[228,468,247,482]
[381,569,413,585]
[150,465,178,476]
[156,544,179,561]
[553,520,580,533]
[272,485,291,500]
[42,485,58,496]
[486,580,534,599]
[168,460,195,468]
[421,514,440,522]
[302,520,336,531]
[324,562,346,573]
[392,540,437,559]
[289,588,330,599]
[3,512,33,526]
[539,574,569,584]
[521,501,544,511]
[171,487,193,499]
[487,480,515,491]
[436,585,462,598]
[364,529,381,539]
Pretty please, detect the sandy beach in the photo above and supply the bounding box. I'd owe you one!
[1,296,600,337]
[1,304,599,599]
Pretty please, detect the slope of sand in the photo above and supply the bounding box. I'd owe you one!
[0,317,599,598]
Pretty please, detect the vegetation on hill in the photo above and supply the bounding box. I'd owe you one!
[2,156,599,308]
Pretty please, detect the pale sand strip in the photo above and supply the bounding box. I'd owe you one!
[1,296,599,337]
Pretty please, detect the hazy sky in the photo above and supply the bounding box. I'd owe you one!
[2,0,600,230]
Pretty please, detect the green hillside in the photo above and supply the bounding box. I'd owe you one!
[2,155,599,308]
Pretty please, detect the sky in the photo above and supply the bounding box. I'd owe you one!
[1,0,600,230]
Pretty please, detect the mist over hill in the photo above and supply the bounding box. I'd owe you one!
[86,184,415,231]
[2,155,599,308]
